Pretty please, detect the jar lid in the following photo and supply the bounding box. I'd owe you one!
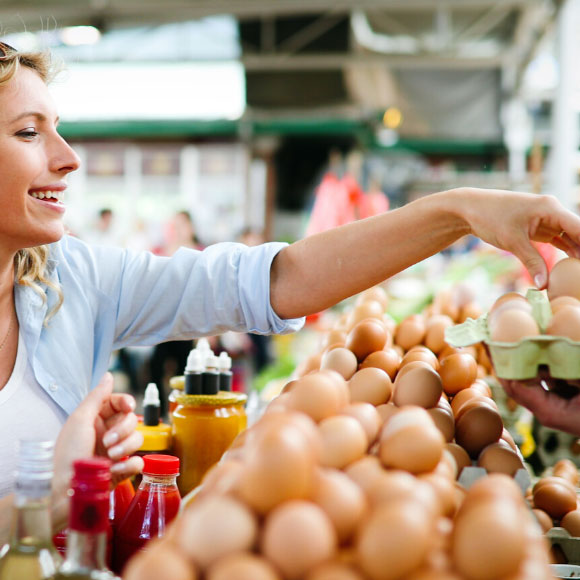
[169,375,185,392]
[137,423,172,451]
[175,391,247,407]
[143,454,180,475]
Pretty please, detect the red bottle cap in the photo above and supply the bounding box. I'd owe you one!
[142,454,180,475]
[70,458,112,533]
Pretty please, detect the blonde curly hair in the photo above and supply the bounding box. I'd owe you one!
[1,44,64,321]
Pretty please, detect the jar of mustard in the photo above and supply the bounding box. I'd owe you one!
[171,391,247,496]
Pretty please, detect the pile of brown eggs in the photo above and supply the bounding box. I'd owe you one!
[529,458,580,564]
[124,286,554,580]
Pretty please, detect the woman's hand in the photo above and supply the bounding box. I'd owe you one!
[52,372,144,530]
[499,371,580,436]
[455,188,580,288]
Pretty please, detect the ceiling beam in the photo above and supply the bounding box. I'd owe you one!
[242,51,502,71]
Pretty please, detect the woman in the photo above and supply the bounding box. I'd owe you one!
[1,41,580,491]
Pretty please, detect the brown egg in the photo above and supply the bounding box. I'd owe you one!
[261,500,337,580]
[427,407,455,443]
[359,348,400,380]
[454,395,499,423]
[445,443,472,478]
[356,286,389,309]
[176,495,257,569]
[449,387,486,417]
[532,478,577,520]
[288,372,346,422]
[424,315,455,354]
[470,378,493,397]
[343,454,384,495]
[489,292,528,315]
[321,329,347,350]
[553,458,579,486]
[489,308,540,343]
[459,301,483,323]
[346,319,388,362]
[123,538,198,580]
[348,300,385,327]
[236,419,317,514]
[452,499,526,579]
[477,441,524,476]
[348,367,392,406]
[393,365,443,409]
[340,402,382,445]
[311,468,368,543]
[454,403,503,458]
[319,415,368,469]
[551,295,580,314]
[531,508,553,534]
[356,500,433,580]
[547,257,580,301]
[394,314,426,351]
[320,347,359,380]
[206,553,280,580]
[366,471,441,519]
[545,305,580,340]
[561,510,580,537]
[379,407,444,474]
[400,348,439,371]
[439,353,478,395]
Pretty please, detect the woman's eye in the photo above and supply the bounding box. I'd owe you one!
[16,129,38,138]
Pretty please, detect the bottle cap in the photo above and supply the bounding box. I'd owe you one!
[143,382,160,407]
[205,354,219,370]
[72,458,112,493]
[185,349,203,373]
[195,338,212,353]
[17,440,54,482]
[143,454,180,475]
[218,351,232,371]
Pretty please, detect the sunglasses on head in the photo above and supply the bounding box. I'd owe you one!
[0,42,16,60]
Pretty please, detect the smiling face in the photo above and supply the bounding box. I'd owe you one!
[0,65,80,256]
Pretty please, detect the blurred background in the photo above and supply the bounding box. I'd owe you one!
[2,0,578,247]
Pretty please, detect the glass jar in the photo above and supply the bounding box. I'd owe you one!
[171,391,247,496]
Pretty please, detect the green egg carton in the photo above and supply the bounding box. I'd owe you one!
[444,289,580,380]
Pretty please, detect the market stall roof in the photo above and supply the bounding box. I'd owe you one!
[0,0,563,141]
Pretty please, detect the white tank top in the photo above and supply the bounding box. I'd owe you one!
[0,332,67,498]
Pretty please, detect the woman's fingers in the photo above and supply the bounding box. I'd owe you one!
[111,455,144,486]
[102,411,139,449]
[107,430,144,461]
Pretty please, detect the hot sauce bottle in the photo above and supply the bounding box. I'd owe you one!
[52,458,119,580]
[113,455,181,574]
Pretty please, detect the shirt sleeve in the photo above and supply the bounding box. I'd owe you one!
[58,237,305,349]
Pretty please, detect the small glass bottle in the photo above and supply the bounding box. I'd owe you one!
[113,455,181,574]
[217,351,233,392]
[0,440,62,580]
[53,458,119,580]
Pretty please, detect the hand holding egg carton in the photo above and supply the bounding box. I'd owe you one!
[123,285,554,580]
[445,258,580,381]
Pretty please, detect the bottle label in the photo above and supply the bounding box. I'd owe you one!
[70,494,109,534]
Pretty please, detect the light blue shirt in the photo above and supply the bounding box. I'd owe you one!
[15,235,304,416]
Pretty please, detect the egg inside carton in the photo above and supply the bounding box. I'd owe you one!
[124,284,558,580]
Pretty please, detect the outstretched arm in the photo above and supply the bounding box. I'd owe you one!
[270,188,580,319]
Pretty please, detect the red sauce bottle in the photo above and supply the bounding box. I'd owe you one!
[113,455,181,574]
[109,477,135,574]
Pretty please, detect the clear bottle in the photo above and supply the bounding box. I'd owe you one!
[0,440,62,580]
[113,455,181,574]
[53,458,119,580]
